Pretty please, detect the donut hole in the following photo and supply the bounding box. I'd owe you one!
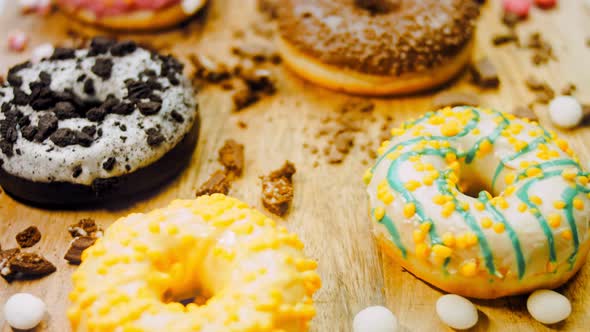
[459,176,494,199]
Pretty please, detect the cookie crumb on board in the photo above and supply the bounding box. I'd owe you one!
[68,218,101,238]
[64,236,96,265]
[432,91,480,109]
[261,161,296,217]
[16,226,42,248]
[470,57,500,88]
[513,106,538,121]
[196,170,232,197]
[218,139,245,176]
[1,250,56,282]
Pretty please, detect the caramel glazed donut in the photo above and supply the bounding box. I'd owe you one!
[55,0,208,31]
[0,38,199,205]
[68,195,321,332]
[365,107,590,299]
[277,0,480,96]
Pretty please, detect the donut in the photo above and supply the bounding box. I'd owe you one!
[68,195,321,331]
[0,37,199,206]
[365,106,590,299]
[55,0,208,31]
[277,0,480,96]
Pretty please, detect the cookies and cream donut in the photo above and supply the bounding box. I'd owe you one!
[0,37,199,206]
[68,195,321,331]
[365,106,590,299]
[277,0,480,95]
[56,0,208,31]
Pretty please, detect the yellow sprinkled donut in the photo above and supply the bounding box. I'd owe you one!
[68,195,321,331]
[365,106,590,299]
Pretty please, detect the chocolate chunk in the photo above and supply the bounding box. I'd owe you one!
[72,165,82,178]
[0,120,18,143]
[513,106,538,121]
[12,88,30,105]
[91,58,113,80]
[82,125,96,137]
[86,107,107,122]
[21,126,37,141]
[102,157,116,171]
[3,252,56,281]
[34,112,58,142]
[137,101,162,116]
[18,115,30,127]
[261,161,296,216]
[218,139,245,176]
[110,40,137,56]
[83,78,96,95]
[126,80,163,102]
[50,128,93,147]
[0,140,13,157]
[233,86,259,111]
[354,0,399,13]
[189,54,231,83]
[196,170,232,197]
[68,218,99,238]
[146,128,165,147]
[50,47,76,60]
[89,36,116,56]
[6,61,31,88]
[170,110,184,123]
[242,69,276,94]
[0,248,20,277]
[432,91,480,109]
[53,101,78,119]
[231,44,281,63]
[561,83,577,96]
[492,33,518,46]
[39,71,52,86]
[64,236,96,265]
[111,102,134,115]
[159,54,184,77]
[77,74,87,82]
[471,58,500,88]
[15,226,41,248]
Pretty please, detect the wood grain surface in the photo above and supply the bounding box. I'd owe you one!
[1,1,590,331]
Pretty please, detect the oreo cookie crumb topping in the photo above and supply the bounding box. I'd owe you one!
[12,88,30,106]
[170,110,184,123]
[137,101,161,115]
[34,113,58,142]
[81,125,96,137]
[91,58,113,80]
[6,61,32,88]
[72,165,82,178]
[83,78,95,95]
[102,157,116,171]
[110,41,137,57]
[21,126,37,141]
[89,37,116,56]
[53,101,78,120]
[111,102,134,115]
[50,47,76,60]
[50,128,94,147]
[146,128,165,147]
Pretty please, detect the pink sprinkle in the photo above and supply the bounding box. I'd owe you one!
[534,0,557,9]
[8,31,29,53]
[503,0,532,17]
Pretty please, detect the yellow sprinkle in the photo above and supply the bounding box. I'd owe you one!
[562,168,578,181]
[441,120,462,137]
[504,185,516,196]
[445,152,457,163]
[420,222,432,233]
[493,223,505,234]
[520,161,531,168]
[374,207,385,221]
[479,139,492,154]
[363,169,373,185]
[432,244,453,258]
[481,217,493,228]
[148,221,160,234]
[530,195,543,205]
[548,213,561,228]
[460,261,478,277]
[555,138,569,151]
[465,233,478,246]
[576,176,589,185]
[471,128,481,135]
[403,203,416,218]
[573,198,584,210]
[433,194,446,205]
[413,229,426,243]
[474,201,485,211]
[526,167,542,178]
[518,203,527,213]
[415,243,430,259]
[505,173,516,185]
[442,232,455,247]
[391,128,405,136]
[554,200,566,209]
[441,201,456,218]
[405,180,422,192]
[562,230,573,240]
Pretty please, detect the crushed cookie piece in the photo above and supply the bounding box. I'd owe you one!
[237,120,248,129]
[492,33,518,46]
[513,106,538,121]
[218,139,245,176]
[261,162,296,217]
[470,58,500,88]
[64,236,96,265]
[68,218,100,238]
[0,248,20,278]
[15,226,41,248]
[196,170,232,197]
[189,54,231,83]
[561,83,577,96]
[231,44,281,64]
[432,91,480,109]
[233,85,260,111]
[2,252,56,282]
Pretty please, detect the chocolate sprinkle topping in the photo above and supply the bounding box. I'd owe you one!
[50,47,76,60]
[91,58,114,80]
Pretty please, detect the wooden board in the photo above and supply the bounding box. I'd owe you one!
[1,1,590,331]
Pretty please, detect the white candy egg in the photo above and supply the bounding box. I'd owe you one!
[527,289,571,324]
[436,294,478,330]
[548,96,583,129]
[4,293,46,330]
[181,0,205,14]
[353,306,398,332]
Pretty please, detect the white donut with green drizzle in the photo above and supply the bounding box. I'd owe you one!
[365,106,590,299]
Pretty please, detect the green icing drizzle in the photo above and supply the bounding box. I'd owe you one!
[373,209,408,258]
[562,187,581,269]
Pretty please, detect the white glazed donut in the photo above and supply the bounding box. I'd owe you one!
[365,106,590,299]
[68,195,321,331]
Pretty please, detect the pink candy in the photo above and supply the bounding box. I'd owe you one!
[7,31,29,52]
[534,0,557,9]
[503,0,532,17]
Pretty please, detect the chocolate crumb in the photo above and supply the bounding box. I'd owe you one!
[231,44,281,64]
[89,36,116,56]
[170,110,184,123]
[2,252,56,281]
[83,78,96,95]
[34,112,58,142]
[470,58,500,88]
[64,236,96,265]
[432,91,480,109]
[50,47,76,60]
[72,165,83,178]
[492,33,518,46]
[91,58,114,80]
[218,139,245,176]
[15,226,41,248]
[196,170,232,197]
[146,128,165,147]
[513,106,538,121]
[110,40,137,57]
[237,121,248,129]
[102,157,116,171]
[233,86,259,111]
[189,54,231,83]
[261,161,296,217]
[137,101,162,116]
[68,218,100,238]
[561,83,577,96]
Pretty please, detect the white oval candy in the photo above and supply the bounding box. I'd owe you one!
[527,289,571,324]
[436,294,478,330]
[4,293,46,330]
[548,96,583,129]
[181,0,206,14]
[353,306,398,332]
